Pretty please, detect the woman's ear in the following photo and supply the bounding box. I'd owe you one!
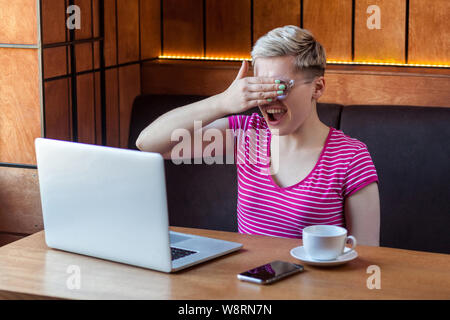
[312,76,325,100]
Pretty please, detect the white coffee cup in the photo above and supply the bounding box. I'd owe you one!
[302,225,357,261]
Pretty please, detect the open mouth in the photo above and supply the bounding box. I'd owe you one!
[263,106,288,125]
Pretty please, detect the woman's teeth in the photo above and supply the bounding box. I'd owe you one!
[266,108,287,122]
[266,109,286,114]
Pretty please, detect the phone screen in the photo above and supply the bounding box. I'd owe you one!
[238,260,303,284]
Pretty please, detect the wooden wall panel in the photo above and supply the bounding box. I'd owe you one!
[205,0,251,58]
[117,0,140,64]
[118,64,141,148]
[321,68,450,107]
[94,72,102,145]
[162,0,203,56]
[41,0,152,152]
[303,0,352,61]
[142,60,236,96]
[93,41,101,69]
[105,68,120,147]
[77,73,96,144]
[104,0,117,66]
[44,79,72,141]
[0,48,41,165]
[141,60,450,107]
[409,0,450,64]
[41,0,66,44]
[253,0,301,44]
[0,0,38,44]
[92,0,101,38]
[43,47,68,79]
[74,0,93,40]
[140,0,161,59]
[0,167,43,235]
[75,43,93,72]
[354,0,406,63]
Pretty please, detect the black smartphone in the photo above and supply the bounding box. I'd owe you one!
[237,260,304,285]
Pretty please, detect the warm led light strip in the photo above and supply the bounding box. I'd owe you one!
[160,55,251,62]
[159,55,450,68]
[327,60,449,68]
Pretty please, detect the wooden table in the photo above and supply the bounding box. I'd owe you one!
[0,227,449,300]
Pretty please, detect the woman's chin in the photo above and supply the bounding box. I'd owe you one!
[264,114,290,135]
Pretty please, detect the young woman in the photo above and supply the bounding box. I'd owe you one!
[136,26,380,246]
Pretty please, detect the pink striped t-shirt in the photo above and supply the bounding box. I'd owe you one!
[228,113,379,239]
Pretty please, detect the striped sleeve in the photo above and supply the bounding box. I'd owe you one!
[228,114,250,163]
[342,144,379,198]
[228,114,250,135]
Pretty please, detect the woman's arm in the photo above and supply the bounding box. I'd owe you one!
[344,182,380,246]
[136,60,281,158]
[135,94,229,156]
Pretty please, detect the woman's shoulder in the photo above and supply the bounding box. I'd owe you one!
[246,112,266,128]
[229,112,267,131]
[328,127,369,152]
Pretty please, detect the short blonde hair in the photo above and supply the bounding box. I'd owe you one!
[251,25,326,78]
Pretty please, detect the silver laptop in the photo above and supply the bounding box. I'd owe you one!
[35,138,242,272]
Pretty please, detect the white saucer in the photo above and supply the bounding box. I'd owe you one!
[290,246,358,267]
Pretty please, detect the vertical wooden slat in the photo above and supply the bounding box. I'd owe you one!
[76,73,96,144]
[252,0,301,44]
[41,0,66,44]
[74,0,93,40]
[0,48,41,165]
[303,0,352,61]
[94,71,102,145]
[140,0,161,59]
[163,0,203,56]
[93,41,100,69]
[205,0,251,58]
[75,42,93,72]
[44,78,72,141]
[117,0,140,64]
[409,0,450,64]
[354,0,406,63]
[92,0,100,38]
[105,68,120,147]
[43,47,67,79]
[104,0,117,66]
[118,64,141,148]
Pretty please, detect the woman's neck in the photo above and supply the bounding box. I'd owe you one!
[276,107,329,153]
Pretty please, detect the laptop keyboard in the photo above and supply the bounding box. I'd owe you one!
[171,247,197,261]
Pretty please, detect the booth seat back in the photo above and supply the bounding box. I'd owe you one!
[128,94,450,254]
[340,105,450,254]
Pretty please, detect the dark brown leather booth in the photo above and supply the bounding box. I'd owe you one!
[128,95,450,254]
